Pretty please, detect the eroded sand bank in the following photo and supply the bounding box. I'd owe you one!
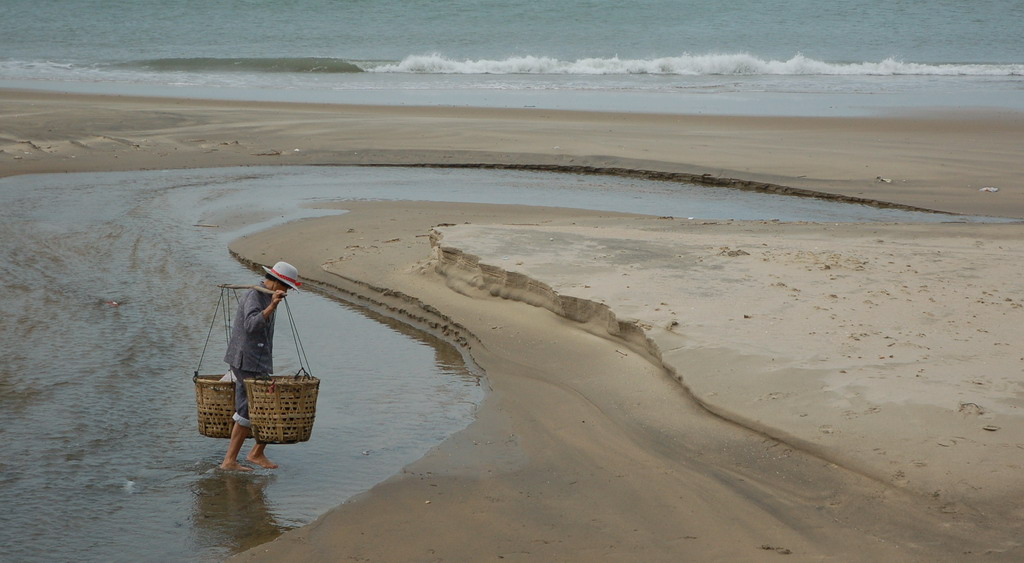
[226,201,1023,561]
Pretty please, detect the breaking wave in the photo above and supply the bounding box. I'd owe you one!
[6,54,1021,77]
[368,53,1024,76]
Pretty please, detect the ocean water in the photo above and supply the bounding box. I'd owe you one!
[1,0,1021,115]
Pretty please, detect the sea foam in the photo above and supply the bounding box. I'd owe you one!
[367,53,1024,76]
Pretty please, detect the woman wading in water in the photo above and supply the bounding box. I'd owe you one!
[220,261,301,471]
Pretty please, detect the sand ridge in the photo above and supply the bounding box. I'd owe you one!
[432,218,1024,507]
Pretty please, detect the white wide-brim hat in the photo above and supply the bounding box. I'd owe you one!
[263,261,302,290]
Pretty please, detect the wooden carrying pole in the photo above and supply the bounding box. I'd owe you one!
[217,283,277,295]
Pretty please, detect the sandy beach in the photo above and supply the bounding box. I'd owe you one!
[2,88,1022,218]
[3,88,1023,560]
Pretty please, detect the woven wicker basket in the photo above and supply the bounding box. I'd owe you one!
[244,374,320,444]
[194,374,235,439]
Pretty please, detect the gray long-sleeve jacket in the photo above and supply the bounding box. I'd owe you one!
[223,288,276,373]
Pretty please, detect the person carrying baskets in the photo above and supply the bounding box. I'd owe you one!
[220,261,301,471]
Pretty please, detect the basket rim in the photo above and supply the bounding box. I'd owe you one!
[194,373,233,382]
[245,375,320,385]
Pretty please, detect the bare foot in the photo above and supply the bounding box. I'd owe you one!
[247,454,278,469]
[219,460,253,472]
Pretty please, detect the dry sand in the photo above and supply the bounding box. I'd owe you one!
[3,88,1023,560]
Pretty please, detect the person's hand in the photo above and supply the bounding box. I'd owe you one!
[271,289,287,307]
[262,288,287,320]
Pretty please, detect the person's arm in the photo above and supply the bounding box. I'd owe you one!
[241,291,270,333]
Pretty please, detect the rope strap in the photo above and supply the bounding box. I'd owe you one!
[194,283,313,379]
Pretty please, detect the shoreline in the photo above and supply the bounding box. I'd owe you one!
[2,88,1022,219]
[3,89,1023,559]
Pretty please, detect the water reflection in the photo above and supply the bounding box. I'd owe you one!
[313,285,483,385]
[191,472,285,555]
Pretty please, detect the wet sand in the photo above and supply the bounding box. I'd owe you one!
[2,88,1022,218]
[3,89,1023,560]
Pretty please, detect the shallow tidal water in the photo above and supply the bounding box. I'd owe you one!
[0,165,999,562]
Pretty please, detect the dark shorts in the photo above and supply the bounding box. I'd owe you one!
[230,368,265,428]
